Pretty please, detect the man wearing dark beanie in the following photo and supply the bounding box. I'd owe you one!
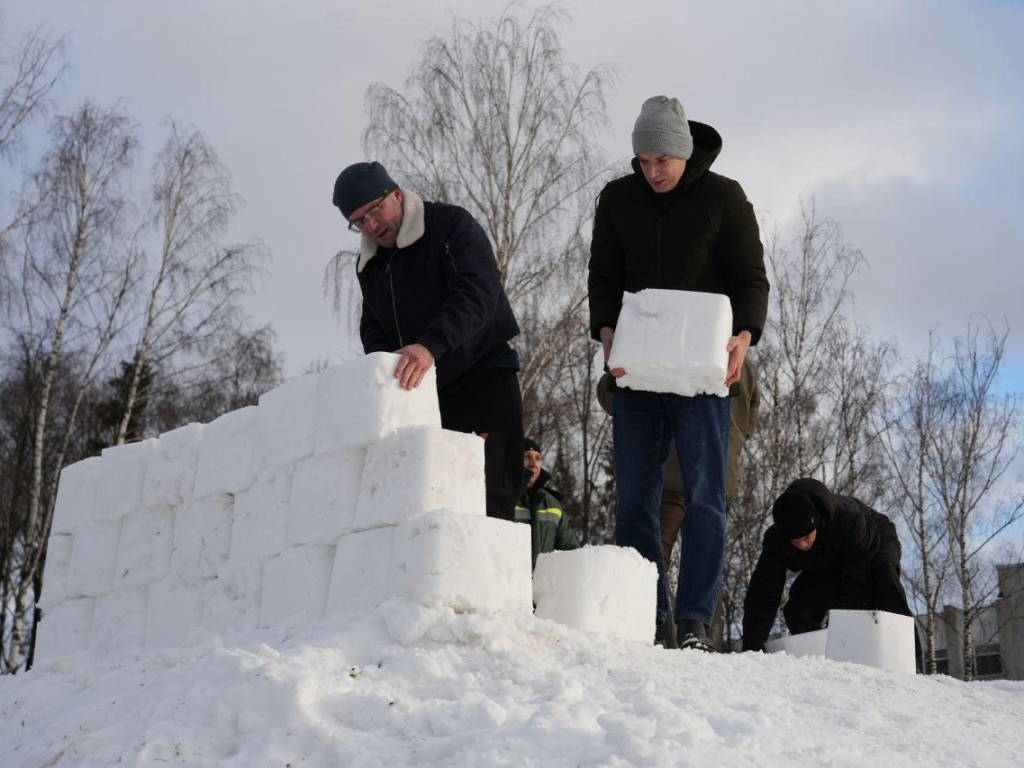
[588,95,769,652]
[332,160,523,521]
[741,478,914,652]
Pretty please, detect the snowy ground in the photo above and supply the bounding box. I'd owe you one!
[3,601,1023,767]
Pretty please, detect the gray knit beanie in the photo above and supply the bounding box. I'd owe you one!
[631,96,693,160]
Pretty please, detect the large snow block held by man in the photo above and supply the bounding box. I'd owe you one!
[114,509,175,589]
[608,288,732,397]
[34,597,95,661]
[288,448,365,546]
[51,456,101,534]
[353,426,485,531]
[66,519,123,597]
[260,544,335,627]
[825,609,917,674]
[315,353,442,455]
[390,509,532,615]
[765,629,828,658]
[141,423,204,511]
[326,527,395,616]
[251,372,320,474]
[192,406,258,498]
[533,545,658,645]
[93,439,159,521]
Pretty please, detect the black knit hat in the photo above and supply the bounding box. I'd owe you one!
[772,491,821,540]
[524,437,541,454]
[332,161,398,219]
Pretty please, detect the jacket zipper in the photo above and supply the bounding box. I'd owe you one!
[384,251,403,347]
[655,214,664,287]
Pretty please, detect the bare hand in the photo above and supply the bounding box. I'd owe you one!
[725,331,751,386]
[394,343,435,390]
[599,326,626,378]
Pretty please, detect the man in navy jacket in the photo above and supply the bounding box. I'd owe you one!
[333,161,523,520]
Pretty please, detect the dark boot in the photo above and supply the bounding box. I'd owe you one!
[655,615,678,649]
[677,618,716,653]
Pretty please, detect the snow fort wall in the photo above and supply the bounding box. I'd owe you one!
[34,352,537,661]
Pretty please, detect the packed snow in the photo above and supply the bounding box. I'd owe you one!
[4,603,1024,766]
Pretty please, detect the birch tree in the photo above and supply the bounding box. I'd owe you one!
[928,322,1023,680]
[114,121,265,445]
[4,102,136,671]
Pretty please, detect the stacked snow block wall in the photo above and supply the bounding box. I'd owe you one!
[35,352,533,661]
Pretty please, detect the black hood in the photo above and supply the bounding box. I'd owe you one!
[629,120,723,195]
[780,477,837,532]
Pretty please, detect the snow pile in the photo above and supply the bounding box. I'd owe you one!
[609,288,732,397]
[35,352,536,661]
[3,603,1024,766]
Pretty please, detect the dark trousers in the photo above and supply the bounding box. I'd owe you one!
[438,366,523,521]
[783,562,914,635]
[612,392,729,625]
[661,490,727,647]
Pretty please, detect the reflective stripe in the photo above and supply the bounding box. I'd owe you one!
[516,505,563,522]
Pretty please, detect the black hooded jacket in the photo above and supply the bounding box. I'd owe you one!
[588,121,769,345]
[741,478,902,651]
[357,194,520,392]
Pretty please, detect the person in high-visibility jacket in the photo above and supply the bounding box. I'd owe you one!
[517,438,581,568]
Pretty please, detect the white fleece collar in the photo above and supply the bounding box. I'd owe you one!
[356,190,425,273]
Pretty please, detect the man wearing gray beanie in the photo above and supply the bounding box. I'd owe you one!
[588,95,769,652]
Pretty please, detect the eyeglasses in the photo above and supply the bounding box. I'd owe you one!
[347,190,394,233]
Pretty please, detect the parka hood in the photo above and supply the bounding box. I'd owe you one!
[780,477,837,531]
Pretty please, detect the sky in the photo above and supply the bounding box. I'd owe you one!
[2,0,1023,388]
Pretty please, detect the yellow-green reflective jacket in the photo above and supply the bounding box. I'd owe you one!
[516,475,581,568]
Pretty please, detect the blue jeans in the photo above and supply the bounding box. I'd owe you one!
[613,391,729,625]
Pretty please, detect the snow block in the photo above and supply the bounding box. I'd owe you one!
[171,493,234,581]
[825,609,917,674]
[51,457,101,533]
[39,533,74,610]
[354,427,485,531]
[533,545,658,645]
[260,545,335,627]
[230,467,292,571]
[391,509,532,615]
[34,597,95,661]
[145,578,203,649]
[608,288,732,397]
[765,629,828,658]
[202,575,260,637]
[93,439,159,521]
[251,373,321,474]
[287,448,365,546]
[114,509,175,589]
[315,353,442,455]
[142,423,204,510]
[66,518,123,597]
[89,587,148,657]
[192,406,258,498]
[326,527,395,616]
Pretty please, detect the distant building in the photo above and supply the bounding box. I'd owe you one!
[919,563,1024,681]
